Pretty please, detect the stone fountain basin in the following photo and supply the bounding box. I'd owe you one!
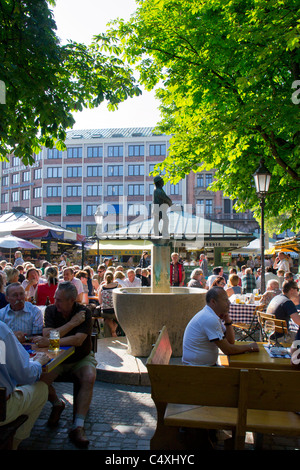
[113,287,207,357]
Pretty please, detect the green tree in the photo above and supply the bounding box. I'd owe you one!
[103,0,300,231]
[0,0,140,164]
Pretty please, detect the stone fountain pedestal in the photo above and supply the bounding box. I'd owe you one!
[113,286,206,357]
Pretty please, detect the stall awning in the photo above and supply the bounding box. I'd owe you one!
[88,239,153,255]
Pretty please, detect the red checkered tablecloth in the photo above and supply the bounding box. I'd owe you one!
[229,303,258,324]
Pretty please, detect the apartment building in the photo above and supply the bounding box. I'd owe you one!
[0,127,258,236]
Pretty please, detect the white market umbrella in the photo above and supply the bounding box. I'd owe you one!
[0,235,40,249]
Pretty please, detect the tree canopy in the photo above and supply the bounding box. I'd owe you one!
[0,0,141,164]
[103,0,300,232]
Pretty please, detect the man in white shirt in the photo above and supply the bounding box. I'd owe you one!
[273,251,290,273]
[62,267,84,302]
[182,287,258,366]
[206,266,224,288]
[123,269,142,288]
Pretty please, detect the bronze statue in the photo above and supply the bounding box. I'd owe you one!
[152,176,172,237]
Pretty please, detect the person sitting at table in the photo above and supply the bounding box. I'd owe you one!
[83,266,95,297]
[62,267,84,303]
[0,271,8,308]
[241,267,256,294]
[259,279,281,308]
[31,281,96,448]
[22,267,45,302]
[277,269,285,289]
[98,271,120,337]
[256,266,279,292]
[141,268,151,287]
[266,280,300,342]
[0,283,43,343]
[211,276,226,288]
[75,270,89,305]
[187,268,206,289]
[225,274,242,298]
[206,266,224,289]
[35,266,59,305]
[0,320,50,449]
[182,287,259,366]
[114,270,126,287]
[4,266,20,285]
[123,269,142,288]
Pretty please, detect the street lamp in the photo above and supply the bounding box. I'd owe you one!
[253,159,271,294]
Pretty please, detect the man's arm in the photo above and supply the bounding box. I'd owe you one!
[214,338,259,356]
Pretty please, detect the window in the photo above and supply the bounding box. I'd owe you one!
[128,184,144,196]
[196,199,204,216]
[87,185,102,197]
[224,199,231,214]
[197,174,204,187]
[170,184,179,195]
[33,187,42,198]
[12,157,19,167]
[205,174,213,187]
[34,169,42,180]
[107,165,123,177]
[128,165,144,176]
[67,186,82,197]
[48,148,62,159]
[205,199,213,214]
[66,225,81,234]
[66,205,81,215]
[149,144,166,156]
[11,191,19,202]
[22,189,30,200]
[87,166,102,177]
[108,146,123,157]
[47,186,61,197]
[87,146,103,158]
[46,205,61,216]
[128,145,144,157]
[47,167,62,178]
[86,224,97,236]
[86,205,98,216]
[67,147,82,158]
[107,185,123,196]
[67,166,82,178]
[2,176,8,186]
[33,206,42,217]
[12,174,19,184]
[22,171,30,182]
[1,193,8,203]
[128,204,147,216]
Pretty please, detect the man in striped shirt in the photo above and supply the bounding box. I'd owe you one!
[0,283,43,343]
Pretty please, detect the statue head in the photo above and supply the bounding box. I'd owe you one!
[154,175,164,188]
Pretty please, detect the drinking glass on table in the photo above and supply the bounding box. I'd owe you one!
[264,320,275,348]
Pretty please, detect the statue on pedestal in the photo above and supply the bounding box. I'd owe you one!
[152,175,172,238]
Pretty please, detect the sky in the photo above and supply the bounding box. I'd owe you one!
[52,0,162,130]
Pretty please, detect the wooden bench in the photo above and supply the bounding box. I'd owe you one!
[0,387,28,450]
[146,326,247,450]
[147,326,300,450]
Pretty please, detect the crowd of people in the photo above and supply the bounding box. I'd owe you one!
[0,246,299,449]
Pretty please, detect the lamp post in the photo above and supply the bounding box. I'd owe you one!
[253,159,271,294]
[94,206,104,265]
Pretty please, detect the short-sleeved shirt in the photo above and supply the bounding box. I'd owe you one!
[44,303,92,363]
[182,305,226,366]
[267,294,298,336]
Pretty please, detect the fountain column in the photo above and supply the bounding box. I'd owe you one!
[151,239,171,293]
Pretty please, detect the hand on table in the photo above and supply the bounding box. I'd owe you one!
[32,352,50,366]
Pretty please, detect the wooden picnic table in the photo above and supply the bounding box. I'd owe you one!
[25,344,75,373]
[226,342,296,371]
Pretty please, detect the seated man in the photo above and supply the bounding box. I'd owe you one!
[241,268,257,294]
[62,267,84,303]
[32,281,96,448]
[267,280,300,341]
[0,320,49,449]
[182,287,259,366]
[123,269,142,288]
[0,283,43,343]
[259,279,281,307]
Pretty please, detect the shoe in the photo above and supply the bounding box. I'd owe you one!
[47,401,65,427]
[69,427,89,448]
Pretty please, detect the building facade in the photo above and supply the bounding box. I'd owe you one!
[0,127,258,236]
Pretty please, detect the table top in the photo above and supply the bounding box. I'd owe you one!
[229,302,260,324]
[25,344,75,373]
[227,342,295,371]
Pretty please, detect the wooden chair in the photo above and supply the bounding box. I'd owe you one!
[146,326,248,450]
[0,388,28,450]
[257,312,288,342]
[245,368,300,449]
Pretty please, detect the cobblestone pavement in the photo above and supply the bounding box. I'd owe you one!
[18,381,300,452]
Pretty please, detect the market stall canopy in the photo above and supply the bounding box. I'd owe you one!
[0,235,41,250]
[272,236,300,254]
[0,210,85,242]
[88,239,154,255]
[96,211,254,250]
[231,237,275,255]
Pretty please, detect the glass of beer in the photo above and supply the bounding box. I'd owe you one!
[48,330,60,352]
